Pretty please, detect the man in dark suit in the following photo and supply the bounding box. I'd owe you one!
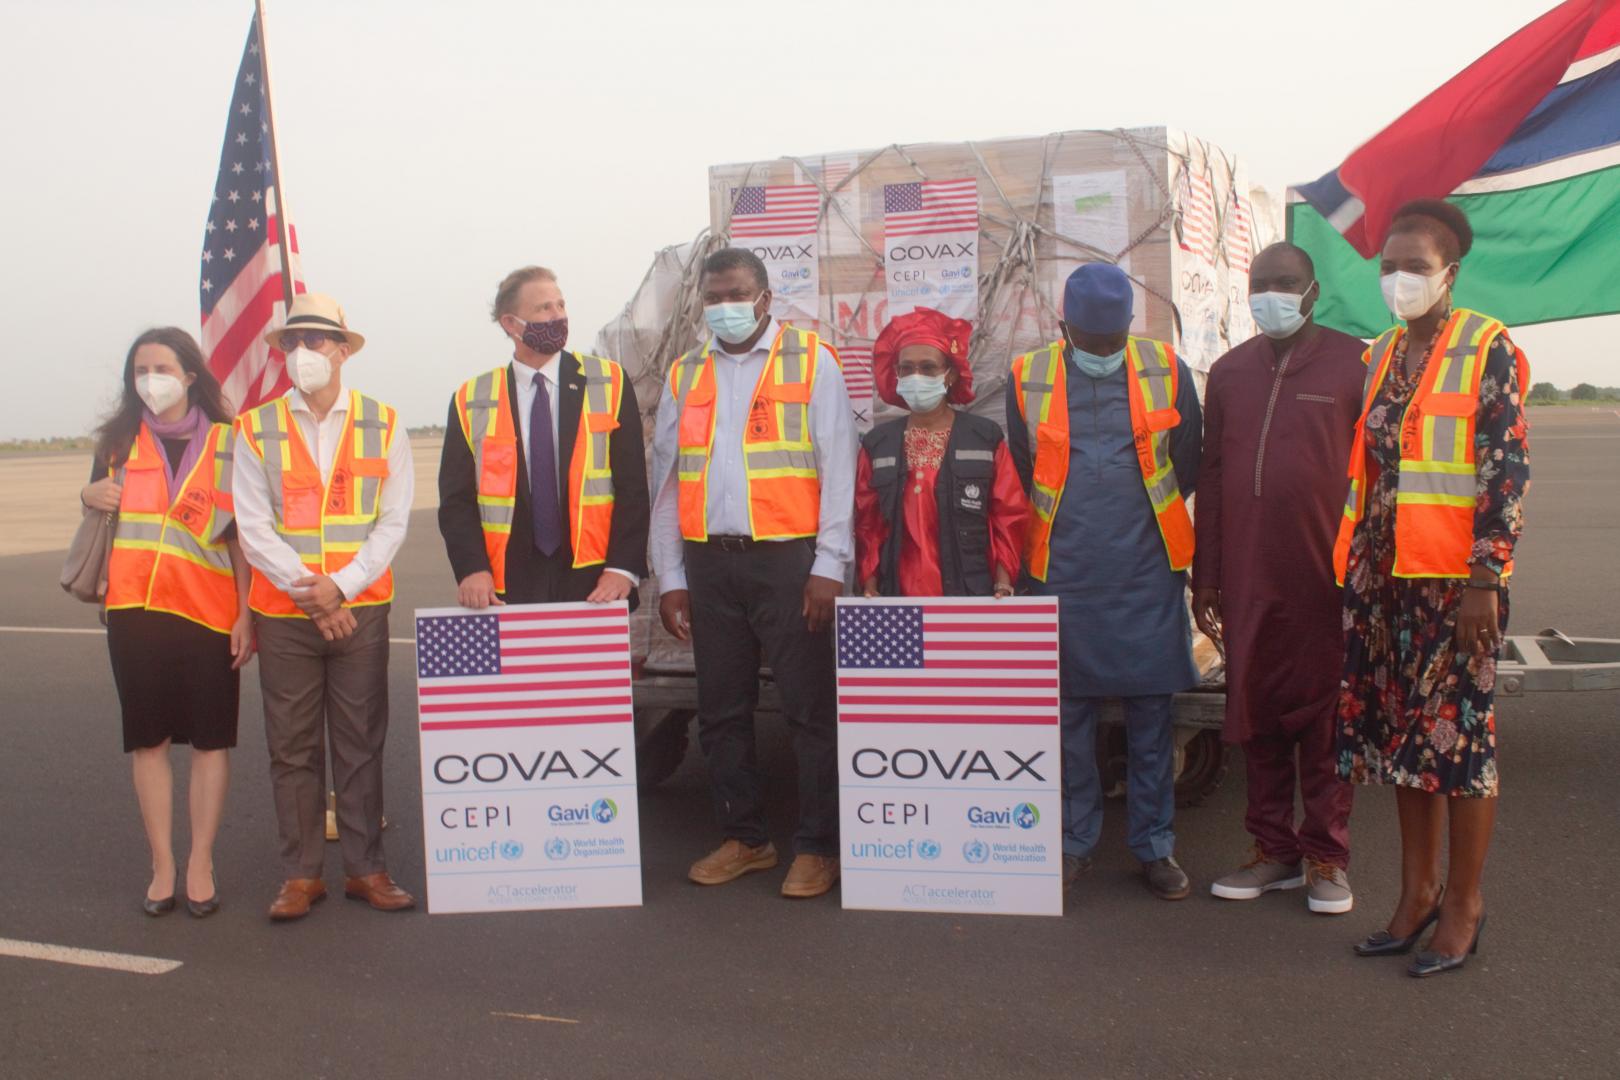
[439,266,648,608]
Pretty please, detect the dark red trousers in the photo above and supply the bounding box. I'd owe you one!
[1242,714,1353,869]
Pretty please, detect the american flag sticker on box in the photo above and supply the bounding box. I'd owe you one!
[834,597,1062,917]
[414,602,642,913]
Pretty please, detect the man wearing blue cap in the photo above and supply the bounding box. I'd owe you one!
[1007,263,1202,901]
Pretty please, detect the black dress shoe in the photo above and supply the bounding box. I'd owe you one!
[1408,913,1486,978]
[142,895,176,917]
[1354,891,1443,956]
[187,890,221,918]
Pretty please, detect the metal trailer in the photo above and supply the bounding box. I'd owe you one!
[629,632,1620,807]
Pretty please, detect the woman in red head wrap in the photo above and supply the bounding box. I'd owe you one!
[854,308,1029,597]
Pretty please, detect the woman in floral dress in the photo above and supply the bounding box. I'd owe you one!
[1336,200,1530,976]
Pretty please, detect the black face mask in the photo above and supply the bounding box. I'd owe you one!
[519,316,568,355]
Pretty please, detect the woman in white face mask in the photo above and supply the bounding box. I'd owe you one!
[1335,200,1532,976]
[80,327,255,918]
[854,308,1030,599]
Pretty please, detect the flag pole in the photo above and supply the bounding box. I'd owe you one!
[255,0,296,309]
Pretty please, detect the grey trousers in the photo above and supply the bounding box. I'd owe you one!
[254,605,391,879]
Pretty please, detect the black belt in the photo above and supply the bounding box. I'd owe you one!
[694,535,809,553]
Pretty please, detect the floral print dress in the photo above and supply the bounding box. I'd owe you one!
[1336,333,1529,797]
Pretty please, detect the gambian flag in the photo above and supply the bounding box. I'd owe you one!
[1289,0,1620,336]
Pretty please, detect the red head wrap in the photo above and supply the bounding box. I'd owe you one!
[872,308,974,409]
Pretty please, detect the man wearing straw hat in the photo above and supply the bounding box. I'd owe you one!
[233,293,417,921]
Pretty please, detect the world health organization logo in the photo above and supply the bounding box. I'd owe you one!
[917,838,942,861]
[499,840,524,861]
[544,837,570,861]
[1013,802,1040,830]
[591,797,618,824]
[962,839,990,865]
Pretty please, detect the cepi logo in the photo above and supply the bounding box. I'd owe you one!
[544,837,570,862]
[963,839,991,865]
[591,797,617,824]
[499,840,524,861]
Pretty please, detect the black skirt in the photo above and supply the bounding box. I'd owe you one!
[106,609,240,752]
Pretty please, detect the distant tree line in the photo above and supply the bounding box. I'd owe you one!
[1527,381,1620,404]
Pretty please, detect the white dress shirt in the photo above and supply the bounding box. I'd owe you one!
[234,385,416,601]
[649,318,856,593]
[512,356,638,585]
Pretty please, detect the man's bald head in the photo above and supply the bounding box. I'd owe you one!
[1250,242,1314,284]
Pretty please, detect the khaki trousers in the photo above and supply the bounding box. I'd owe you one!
[254,605,391,879]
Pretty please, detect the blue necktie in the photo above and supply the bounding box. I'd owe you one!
[529,371,561,556]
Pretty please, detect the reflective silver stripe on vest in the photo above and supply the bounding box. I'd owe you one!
[465,369,501,480]
[281,533,323,557]
[872,456,898,469]
[673,348,708,478]
[253,404,289,522]
[1017,349,1056,454]
[579,354,613,415]
[1030,488,1057,515]
[115,519,165,543]
[743,448,816,472]
[677,451,707,475]
[354,394,389,462]
[777,328,809,385]
[214,430,235,495]
[1134,342,1173,412]
[1364,330,1401,406]
[1437,313,1489,394]
[322,522,378,543]
[1399,468,1475,498]
[954,449,995,462]
[162,528,232,571]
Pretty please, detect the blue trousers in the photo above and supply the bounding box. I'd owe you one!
[1060,695,1176,863]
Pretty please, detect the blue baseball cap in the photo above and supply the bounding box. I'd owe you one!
[1062,263,1133,334]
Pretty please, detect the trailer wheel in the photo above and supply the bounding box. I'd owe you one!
[635,708,693,791]
[1174,730,1227,808]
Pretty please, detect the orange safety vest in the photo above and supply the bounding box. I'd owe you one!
[671,324,830,542]
[1011,337,1195,580]
[235,390,397,617]
[1332,308,1530,583]
[106,422,240,633]
[453,357,624,592]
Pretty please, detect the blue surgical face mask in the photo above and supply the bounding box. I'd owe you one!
[1070,344,1126,378]
[897,373,948,412]
[704,300,764,345]
[1248,282,1316,339]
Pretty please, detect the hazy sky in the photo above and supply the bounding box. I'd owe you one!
[2,0,1610,439]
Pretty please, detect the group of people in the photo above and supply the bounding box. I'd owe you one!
[88,198,1526,977]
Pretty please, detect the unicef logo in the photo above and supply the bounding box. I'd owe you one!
[591,797,618,824]
[499,840,525,861]
[544,837,570,862]
[962,839,990,865]
[917,839,941,861]
[1013,803,1040,830]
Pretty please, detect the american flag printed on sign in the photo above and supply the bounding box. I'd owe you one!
[1178,170,1218,264]
[882,179,979,238]
[840,344,874,427]
[835,600,1060,724]
[200,16,306,413]
[415,605,634,731]
[729,184,822,238]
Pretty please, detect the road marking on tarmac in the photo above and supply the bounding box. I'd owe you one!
[0,938,182,975]
[0,625,420,646]
[490,1011,581,1024]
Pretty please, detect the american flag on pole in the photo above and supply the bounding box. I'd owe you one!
[729,184,821,238]
[835,599,1060,724]
[882,179,979,238]
[415,605,634,731]
[200,13,305,413]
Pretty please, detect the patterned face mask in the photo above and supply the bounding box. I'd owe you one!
[519,316,569,355]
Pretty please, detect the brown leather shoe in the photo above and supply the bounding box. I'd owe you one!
[344,872,416,911]
[268,878,327,921]
[781,854,840,899]
[688,840,779,885]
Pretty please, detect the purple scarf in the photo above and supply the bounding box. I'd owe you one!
[141,405,212,494]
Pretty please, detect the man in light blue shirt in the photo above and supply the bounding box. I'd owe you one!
[650,248,855,899]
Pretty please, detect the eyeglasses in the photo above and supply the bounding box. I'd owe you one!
[278,329,335,351]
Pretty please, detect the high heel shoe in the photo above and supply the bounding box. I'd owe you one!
[1353,891,1443,957]
[1407,912,1485,978]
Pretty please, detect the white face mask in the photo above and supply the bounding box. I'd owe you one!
[1381,268,1452,321]
[287,346,334,394]
[135,373,187,415]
